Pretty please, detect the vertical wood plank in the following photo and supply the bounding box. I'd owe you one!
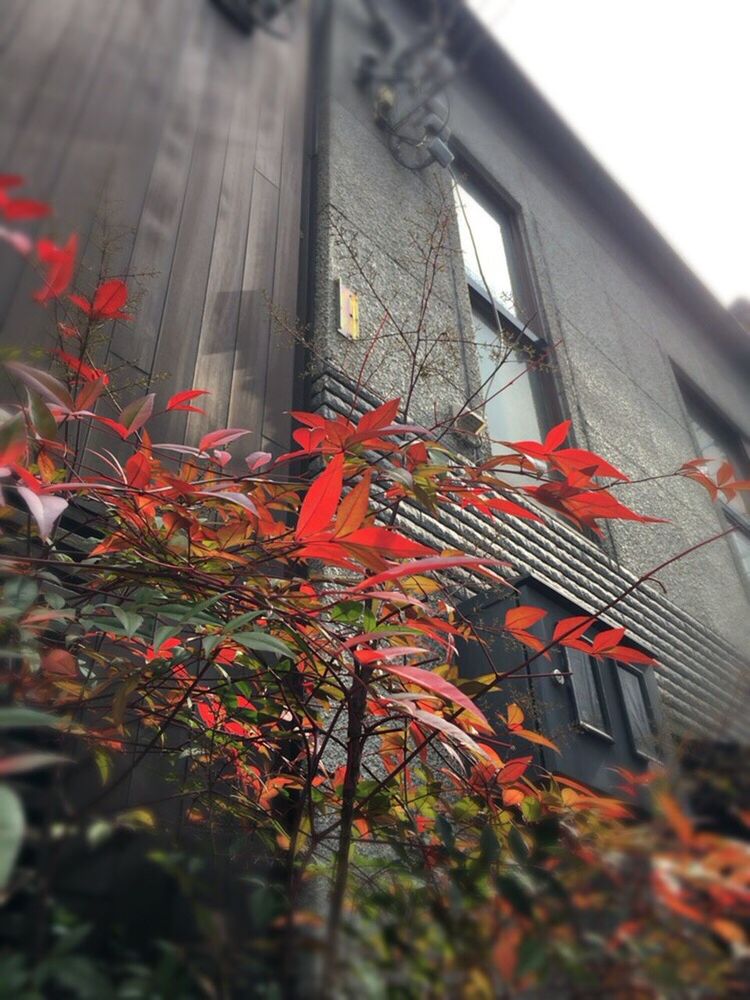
[227,169,281,452]
[263,1,311,449]
[108,1,220,375]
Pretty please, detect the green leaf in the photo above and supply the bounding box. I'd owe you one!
[479,824,499,865]
[5,361,74,411]
[508,826,529,862]
[232,632,292,658]
[0,784,25,889]
[0,707,61,730]
[435,814,455,850]
[496,872,532,917]
[110,606,143,638]
[26,389,57,441]
[3,577,38,614]
[520,797,542,823]
[152,623,180,652]
[224,610,264,632]
[0,411,26,456]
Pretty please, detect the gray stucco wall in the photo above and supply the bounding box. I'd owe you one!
[310,0,750,740]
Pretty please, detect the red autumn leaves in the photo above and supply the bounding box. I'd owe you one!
[69,278,131,321]
[504,605,655,666]
[0,176,130,318]
[499,419,668,535]
[0,174,50,221]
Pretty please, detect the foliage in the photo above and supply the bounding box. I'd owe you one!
[0,178,749,998]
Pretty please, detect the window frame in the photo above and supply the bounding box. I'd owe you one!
[676,372,750,595]
[452,161,566,447]
[615,663,662,764]
[562,646,614,743]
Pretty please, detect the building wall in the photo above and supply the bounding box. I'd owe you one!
[311,0,750,740]
[0,0,310,455]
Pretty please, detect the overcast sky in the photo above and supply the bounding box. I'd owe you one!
[467,0,749,307]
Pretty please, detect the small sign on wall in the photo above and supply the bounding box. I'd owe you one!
[336,279,360,341]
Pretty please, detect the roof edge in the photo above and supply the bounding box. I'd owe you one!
[402,0,750,363]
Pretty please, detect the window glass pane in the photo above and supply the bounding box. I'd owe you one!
[684,394,750,516]
[454,182,518,318]
[729,527,750,581]
[473,309,542,455]
[565,647,608,734]
[618,668,657,759]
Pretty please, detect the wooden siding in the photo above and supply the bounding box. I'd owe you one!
[0,0,309,453]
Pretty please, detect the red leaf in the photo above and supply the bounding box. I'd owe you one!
[512,727,559,751]
[91,278,129,319]
[0,175,23,189]
[552,447,629,482]
[505,606,547,632]
[34,235,77,302]
[351,555,511,592]
[125,450,152,489]
[55,349,108,384]
[119,393,155,436]
[355,398,401,436]
[292,426,326,453]
[296,452,344,540]
[74,374,108,411]
[1,197,50,220]
[504,606,548,653]
[93,415,130,440]
[484,497,542,522]
[166,389,209,412]
[68,293,92,315]
[607,645,656,666]
[41,648,77,677]
[544,419,571,451]
[354,646,427,665]
[498,756,532,784]
[378,662,492,733]
[591,627,626,655]
[341,525,434,558]
[553,615,594,645]
[198,427,250,453]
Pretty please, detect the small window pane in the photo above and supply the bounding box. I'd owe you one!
[454,182,518,318]
[565,647,608,735]
[618,668,658,760]
[474,309,542,455]
[684,392,750,517]
[729,525,750,581]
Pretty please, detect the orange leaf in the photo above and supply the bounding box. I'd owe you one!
[498,757,532,784]
[333,470,372,538]
[507,703,524,730]
[512,727,559,752]
[505,606,547,632]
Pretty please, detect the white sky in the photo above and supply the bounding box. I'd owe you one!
[467,0,749,306]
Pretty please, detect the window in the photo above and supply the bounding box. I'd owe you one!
[564,647,611,740]
[453,175,558,456]
[680,380,750,589]
[616,665,660,762]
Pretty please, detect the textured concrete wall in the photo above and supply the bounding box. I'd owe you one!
[311,0,750,738]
